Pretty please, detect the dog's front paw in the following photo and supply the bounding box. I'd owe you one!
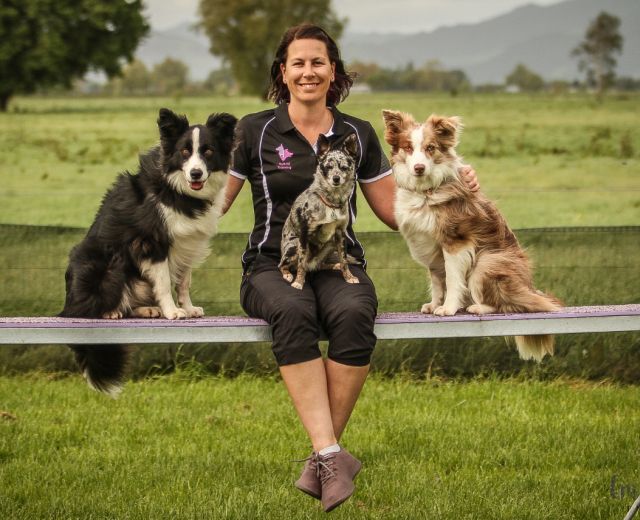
[164,308,188,320]
[102,310,123,319]
[345,275,359,284]
[466,304,495,315]
[420,302,438,314]
[282,272,293,283]
[185,306,204,318]
[291,281,303,290]
[433,305,458,316]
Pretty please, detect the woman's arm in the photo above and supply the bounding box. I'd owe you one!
[222,175,245,215]
[360,175,398,231]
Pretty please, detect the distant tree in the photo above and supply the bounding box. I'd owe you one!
[106,60,152,94]
[505,63,545,92]
[203,68,237,95]
[0,0,149,111]
[413,60,470,94]
[151,58,190,95]
[198,0,345,98]
[348,61,382,86]
[572,11,623,95]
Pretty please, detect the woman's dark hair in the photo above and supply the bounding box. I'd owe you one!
[267,23,354,106]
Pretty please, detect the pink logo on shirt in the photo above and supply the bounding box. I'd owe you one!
[276,144,294,162]
[276,144,293,170]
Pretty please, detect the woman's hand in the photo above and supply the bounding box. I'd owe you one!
[459,165,479,192]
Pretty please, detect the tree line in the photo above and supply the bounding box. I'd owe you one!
[0,1,632,110]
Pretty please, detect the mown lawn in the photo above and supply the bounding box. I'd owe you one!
[1,374,639,519]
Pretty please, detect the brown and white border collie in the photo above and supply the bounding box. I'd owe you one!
[382,110,561,362]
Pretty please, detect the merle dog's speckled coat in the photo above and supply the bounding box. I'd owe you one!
[279,134,359,290]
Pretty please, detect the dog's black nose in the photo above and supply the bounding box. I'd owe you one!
[190,169,203,180]
[414,164,426,175]
[332,175,341,184]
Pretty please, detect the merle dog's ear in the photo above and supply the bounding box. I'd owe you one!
[206,112,238,152]
[157,108,189,154]
[317,134,331,156]
[343,133,359,159]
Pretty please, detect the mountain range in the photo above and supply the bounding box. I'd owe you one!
[135,0,639,84]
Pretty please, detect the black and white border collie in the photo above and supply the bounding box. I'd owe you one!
[60,108,237,396]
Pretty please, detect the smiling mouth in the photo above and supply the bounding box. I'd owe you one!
[190,181,204,190]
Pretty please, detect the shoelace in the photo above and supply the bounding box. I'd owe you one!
[292,453,319,471]
[316,453,337,484]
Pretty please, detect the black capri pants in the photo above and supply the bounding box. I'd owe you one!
[240,257,378,366]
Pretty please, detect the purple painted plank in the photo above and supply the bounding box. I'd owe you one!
[376,304,640,324]
[1,304,638,329]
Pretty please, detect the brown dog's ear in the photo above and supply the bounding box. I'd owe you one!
[382,110,414,150]
[317,133,331,156]
[343,133,359,159]
[429,115,462,149]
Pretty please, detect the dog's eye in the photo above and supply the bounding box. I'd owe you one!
[404,145,413,153]
[204,149,213,158]
[181,149,190,158]
[426,144,436,153]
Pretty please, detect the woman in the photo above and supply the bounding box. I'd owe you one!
[222,23,478,512]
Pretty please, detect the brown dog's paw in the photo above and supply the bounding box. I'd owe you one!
[433,305,458,316]
[420,302,437,314]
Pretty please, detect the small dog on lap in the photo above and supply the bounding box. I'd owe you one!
[279,134,360,290]
[60,108,237,395]
[382,110,561,362]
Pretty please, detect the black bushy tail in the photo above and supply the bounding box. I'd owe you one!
[70,345,131,397]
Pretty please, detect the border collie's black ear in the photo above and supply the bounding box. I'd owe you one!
[158,108,189,154]
[343,133,359,159]
[206,113,238,153]
[317,134,331,156]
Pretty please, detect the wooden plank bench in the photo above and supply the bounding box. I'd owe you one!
[1,304,638,345]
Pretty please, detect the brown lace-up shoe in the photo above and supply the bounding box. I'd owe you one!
[317,448,362,512]
[294,452,321,500]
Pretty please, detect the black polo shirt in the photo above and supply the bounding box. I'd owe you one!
[230,103,391,272]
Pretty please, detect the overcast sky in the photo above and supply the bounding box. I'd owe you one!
[144,0,563,33]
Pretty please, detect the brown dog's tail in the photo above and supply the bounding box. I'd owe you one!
[509,289,562,362]
[513,334,554,362]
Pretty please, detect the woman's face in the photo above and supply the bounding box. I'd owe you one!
[280,38,335,106]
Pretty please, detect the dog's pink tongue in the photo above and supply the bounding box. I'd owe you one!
[190,182,204,191]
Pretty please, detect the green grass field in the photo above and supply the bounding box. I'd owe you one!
[1,93,639,518]
[1,93,639,230]
[1,374,639,519]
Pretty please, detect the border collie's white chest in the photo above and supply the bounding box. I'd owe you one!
[161,203,220,279]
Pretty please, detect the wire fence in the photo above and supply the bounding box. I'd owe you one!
[1,224,639,381]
